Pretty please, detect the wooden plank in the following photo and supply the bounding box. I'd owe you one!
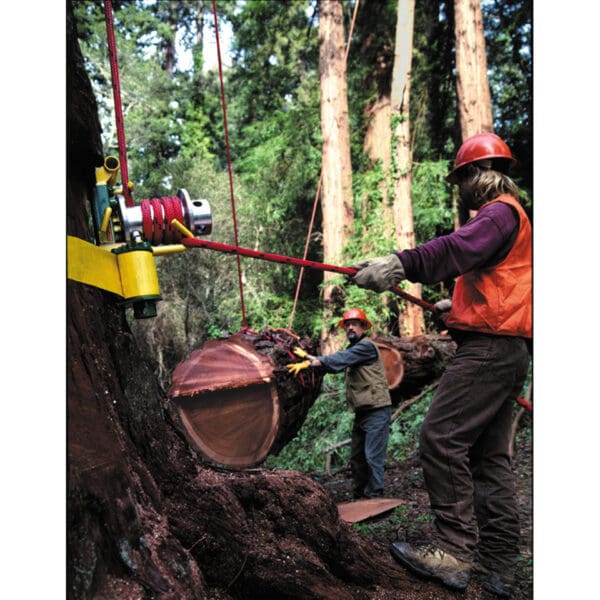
[337,498,405,523]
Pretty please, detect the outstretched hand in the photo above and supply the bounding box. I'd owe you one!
[286,360,311,376]
[350,254,405,293]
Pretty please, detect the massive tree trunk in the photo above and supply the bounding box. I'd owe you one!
[363,95,392,240]
[169,329,324,468]
[319,0,354,354]
[390,0,424,337]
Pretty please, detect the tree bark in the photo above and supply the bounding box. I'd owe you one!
[373,333,456,401]
[319,0,354,354]
[390,0,424,337]
[162,1,181,77]
[363,94,392,239]
[453,0,494,140]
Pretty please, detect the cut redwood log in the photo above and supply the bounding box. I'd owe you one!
[372,333,456,402]
[168,331,450,468]
[373,340,404,390]
[169,328,324,468]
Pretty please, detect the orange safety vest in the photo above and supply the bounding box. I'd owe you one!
[444,194,532,339]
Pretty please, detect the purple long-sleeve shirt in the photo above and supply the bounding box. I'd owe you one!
[396,201,520,284]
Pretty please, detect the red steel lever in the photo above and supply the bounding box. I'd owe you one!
[180,236,437,312]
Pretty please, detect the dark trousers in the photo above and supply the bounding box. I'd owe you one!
[350,406,391,498]
[419,332,530,573]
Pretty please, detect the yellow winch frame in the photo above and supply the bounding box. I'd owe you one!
[67,235,160,300]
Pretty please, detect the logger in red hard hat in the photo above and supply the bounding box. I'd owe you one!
[286,308,391,500]
[350,132,531,598]
[446,131,516,184]
[337,307,372,329]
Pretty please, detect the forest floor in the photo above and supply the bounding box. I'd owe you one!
[310,424,533,599]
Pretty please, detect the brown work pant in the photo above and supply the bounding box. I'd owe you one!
[419,332,530,574]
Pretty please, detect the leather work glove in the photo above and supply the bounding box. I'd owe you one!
[293,347,308,359]
[350,254,405,293]
[432,298,452,331]
[286,360,311,376]
[434,299,452,313]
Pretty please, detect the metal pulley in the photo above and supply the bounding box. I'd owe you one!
[117,189,212,246]
[94,156,212,247]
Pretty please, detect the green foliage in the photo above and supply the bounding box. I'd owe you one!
[483,0,533,198]
[387,390,433,462]
[265,377,353,472]
[411,160,455,243]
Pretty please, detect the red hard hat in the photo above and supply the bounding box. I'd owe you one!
[337,308,372,329]
[447,132,516,183]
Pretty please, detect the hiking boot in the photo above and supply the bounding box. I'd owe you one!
[472,561,514,597]
[390,542,471,591]
[479,571,514,598]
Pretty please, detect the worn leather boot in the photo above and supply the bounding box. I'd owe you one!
[390,542,471,591]
[472,562,514,597]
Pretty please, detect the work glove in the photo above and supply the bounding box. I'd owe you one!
[432,298,452,330]
[433,299,452,313]
[350,254,405,293]
[286,360,311,376]
[293,347,308,359]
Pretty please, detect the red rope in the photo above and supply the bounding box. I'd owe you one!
[289,173,322,329]
[211,0,247,330]
[104,0,134,207]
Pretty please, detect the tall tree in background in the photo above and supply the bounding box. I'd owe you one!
[453,0,493,139]
[453,0,494,226]
[359,0,394,240]
[390,0,424,335]
[319,0,354,352]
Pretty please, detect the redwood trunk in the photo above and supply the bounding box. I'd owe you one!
[374,333,456,400]
[319,0,353,353]
[391,0,424,337]
[454,0,494,139]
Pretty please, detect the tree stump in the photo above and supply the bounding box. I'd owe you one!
[169,328,324,468]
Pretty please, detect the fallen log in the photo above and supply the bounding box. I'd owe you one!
[169,328,325,468]
[373,333,456,402]
[169,331,450,469]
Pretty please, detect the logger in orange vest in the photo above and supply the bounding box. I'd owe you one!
[351,132,531,598]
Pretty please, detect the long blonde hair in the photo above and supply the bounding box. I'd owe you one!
[463,164,521,208]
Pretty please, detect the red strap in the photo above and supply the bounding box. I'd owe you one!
[151,198,163,244]
[104,0,133,207]
[516,396,532,411]
[171,196,184,242]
